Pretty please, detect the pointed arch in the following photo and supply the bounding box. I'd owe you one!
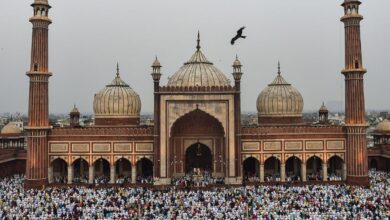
[51,158,67,183]
[264,156,281,181]
[306,156,323,181]
[168,103,228,137]
[170,108,225,137]
[285,156,301,181]
[243,157,260,182]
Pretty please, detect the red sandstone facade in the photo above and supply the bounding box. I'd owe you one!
[20,0,371,188]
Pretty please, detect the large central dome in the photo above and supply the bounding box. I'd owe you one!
[167,33,231,87]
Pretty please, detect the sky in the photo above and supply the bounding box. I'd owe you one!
[0,0,389,114]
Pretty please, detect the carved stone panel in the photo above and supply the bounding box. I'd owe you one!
[326,152,345,162]
[71,155,90,165]
[305,141,323,150]
[305,153,324,162]
[136,155,153,162]
[264,141,282,151]
[93,155,111,164]
[242,142,260,151]
[284,141,302,151]
[93,143,111,152]
[327,141,345,150]
[284,153,303,162]
[136,143,153,152]
[242,154,260,161]
[50,155,69,164]
[264,153,281,161]
[50,143,68,153]
[71,143,89,153]
[114,143,132,152]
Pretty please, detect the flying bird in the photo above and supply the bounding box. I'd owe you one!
[231,26,246,45]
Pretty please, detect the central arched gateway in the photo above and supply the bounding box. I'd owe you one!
[185,142,212,173]
[169,109,225,177]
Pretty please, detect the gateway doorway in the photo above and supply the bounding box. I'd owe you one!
[185,142,212,174]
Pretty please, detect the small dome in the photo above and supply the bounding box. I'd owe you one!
[257,63,304,119]
[376,119,390,132]
[152,57,161,67]
[233,55,242,67]
[93,66,141,125]
[167,33,230,87]
[319,102,328,112]
[1,122,22,135]
[70,105,79,114]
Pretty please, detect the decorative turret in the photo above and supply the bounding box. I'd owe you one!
[70,105,80,127]
[151,56,162,91]
[318,102,329,124]
[232,55,243,82]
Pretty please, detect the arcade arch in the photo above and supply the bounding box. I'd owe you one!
[51,158,67,183]
[72,158,89,183]
[115,158,132,183]
[136,158,153,183]
[306,156,322,181]
[286,156,301,181]
[264,156,280,181]
[243,157,260,182]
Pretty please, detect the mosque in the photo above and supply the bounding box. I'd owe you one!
[23,0,371,188]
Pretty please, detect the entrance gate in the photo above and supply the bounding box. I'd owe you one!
[185,142,212,173]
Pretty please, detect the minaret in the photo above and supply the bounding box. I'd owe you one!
[341,0,369,185]
[151,56,162,177]
[232,55,243,176]
[25,0,52,188]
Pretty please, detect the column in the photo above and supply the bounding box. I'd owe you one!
[131,165,136,184]
[342,162,347,181]
[48,166,53,184]
[67,165,73,184]
[89,165,94,184]
[322,163,328,181]
[280,163,286,182]
[301,162,307,182]
[110,165,115,184]
[259,164,264,182]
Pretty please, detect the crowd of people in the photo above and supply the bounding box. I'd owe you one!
[72,176,88,184]
[136,175,153,184]
[0,170,388,219]
[115,176,131,184]
[245,173,343,183]
[171,171,225,188]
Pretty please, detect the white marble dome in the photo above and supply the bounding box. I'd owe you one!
[376,119,390,132]
[1,122,22,135]
[167,35,230,87]
[257,65,304,118]
[93,70,141,118]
